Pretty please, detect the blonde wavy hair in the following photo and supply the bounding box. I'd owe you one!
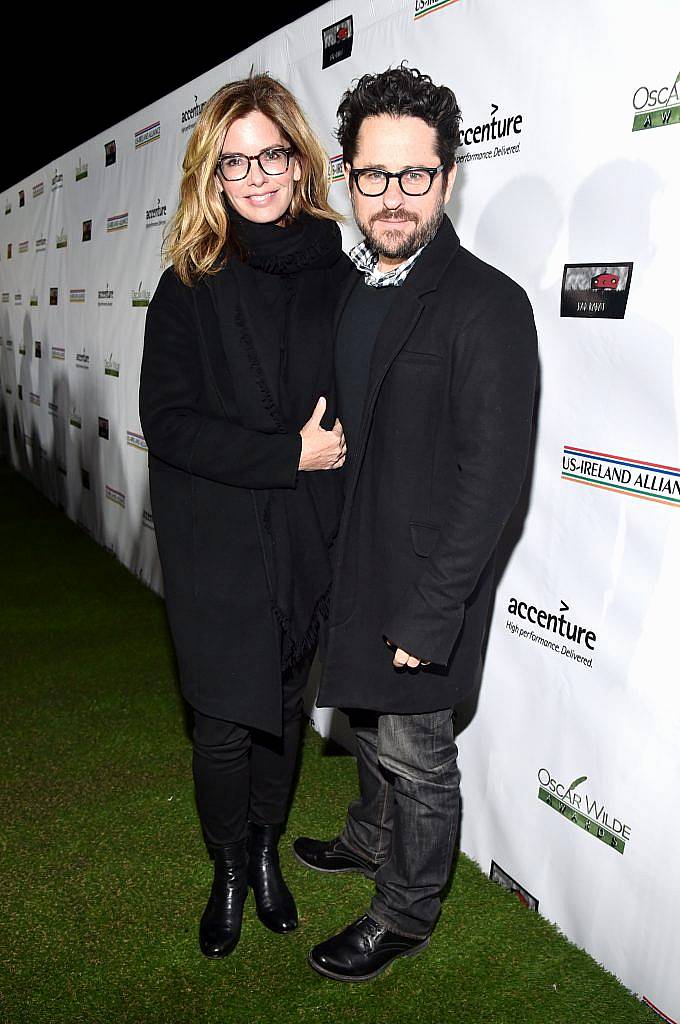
[163,74,340,286]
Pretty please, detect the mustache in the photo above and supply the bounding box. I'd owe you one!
[369,209,418,225]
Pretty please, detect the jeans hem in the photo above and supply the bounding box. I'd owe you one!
[368,908,431,942]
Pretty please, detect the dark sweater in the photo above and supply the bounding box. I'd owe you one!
[335,276,399,459]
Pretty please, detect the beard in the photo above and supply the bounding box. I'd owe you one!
[352,191,445,262]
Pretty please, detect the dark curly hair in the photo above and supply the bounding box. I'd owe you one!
[336,64,462,172]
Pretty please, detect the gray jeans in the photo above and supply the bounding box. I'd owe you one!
[341,708,460,939]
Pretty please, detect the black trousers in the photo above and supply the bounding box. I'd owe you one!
[191,656,312,850]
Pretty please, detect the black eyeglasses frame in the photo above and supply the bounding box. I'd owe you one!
[349,164,445,197]
[215,146,295,181]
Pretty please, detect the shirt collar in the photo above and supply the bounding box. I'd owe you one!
[348,239,427,288]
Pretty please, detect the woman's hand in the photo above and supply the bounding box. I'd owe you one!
[299,397,347,471]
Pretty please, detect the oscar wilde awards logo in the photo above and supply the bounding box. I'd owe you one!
[69,289,85,303]
[142,509,155,531]
[132,282,150,307]
[104,353,120,378]
[19,241,29,254]
[56,229,68,250]
[75,157,88,181]
[30,291,38,308]
[561,263,633,319]
[32,181,44,198]
[51,168,63,192]
[414,0,460,19]
[632,69,679,131]
[537,769,631,855]
[505,596,597,668]
[562,445,680,508]
[457,103,524,165]
[322,16,353,69]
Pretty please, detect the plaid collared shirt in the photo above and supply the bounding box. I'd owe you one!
[348,239,426,288]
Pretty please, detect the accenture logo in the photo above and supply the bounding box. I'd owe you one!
[181,95,206,133]
[98,285,114,307]
[562,444,680,508]
[457,103,523,164]
[505,596,597,668]
[145,198,167,228]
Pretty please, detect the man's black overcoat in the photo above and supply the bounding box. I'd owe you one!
[316,216,538,714]
[139,256,351,734]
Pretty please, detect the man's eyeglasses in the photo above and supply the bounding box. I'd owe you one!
[350,164,444,197]
[216,147,295,181]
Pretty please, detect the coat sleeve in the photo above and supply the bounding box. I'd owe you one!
[382,287,538,666]
[139,268,302,489]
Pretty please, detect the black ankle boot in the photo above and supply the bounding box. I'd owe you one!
[247,822,298,934]
[199,840,248,958]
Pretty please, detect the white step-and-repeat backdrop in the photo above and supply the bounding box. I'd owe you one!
[1,1,678,1018]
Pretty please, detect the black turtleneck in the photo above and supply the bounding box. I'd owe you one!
[335,275,399,458]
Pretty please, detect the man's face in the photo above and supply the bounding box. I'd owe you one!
[344,114,456,268]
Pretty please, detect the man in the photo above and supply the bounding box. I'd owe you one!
[295,66,538,981]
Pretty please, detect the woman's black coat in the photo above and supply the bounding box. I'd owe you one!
[316,216,538,714]
[139,251,352,734]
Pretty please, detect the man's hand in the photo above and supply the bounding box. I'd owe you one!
[385,638,431,669]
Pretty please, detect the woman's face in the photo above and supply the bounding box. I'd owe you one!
[215,110,301,225]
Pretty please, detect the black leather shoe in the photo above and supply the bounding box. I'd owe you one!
[293,835,380,879]
[199,841,248,958]
[308,914,430,982]
[247,822,298,934]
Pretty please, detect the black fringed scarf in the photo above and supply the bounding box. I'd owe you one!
[209,205,344,670]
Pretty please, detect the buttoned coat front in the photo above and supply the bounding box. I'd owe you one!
[316,216,538,714]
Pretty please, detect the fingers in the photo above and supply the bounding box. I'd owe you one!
[310,396,327,428]
[385,638,427,669]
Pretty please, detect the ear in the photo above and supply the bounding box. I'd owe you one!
[343,162,352,192]
[292,156,302,183]
[215,171,224,195]
[443,164,457,205]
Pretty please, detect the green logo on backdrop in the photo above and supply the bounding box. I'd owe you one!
[537,768,631,855]
[632,70,680,131]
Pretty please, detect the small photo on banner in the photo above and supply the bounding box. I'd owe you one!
[560,263,633,319]
[489,861,539,911]
[322,15,353,69]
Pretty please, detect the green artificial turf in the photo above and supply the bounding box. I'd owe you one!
[0,461,656,1024]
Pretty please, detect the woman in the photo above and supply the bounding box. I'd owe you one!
[139,75,350,959]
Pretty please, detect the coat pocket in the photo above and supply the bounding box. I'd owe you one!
[409,520,441,558]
